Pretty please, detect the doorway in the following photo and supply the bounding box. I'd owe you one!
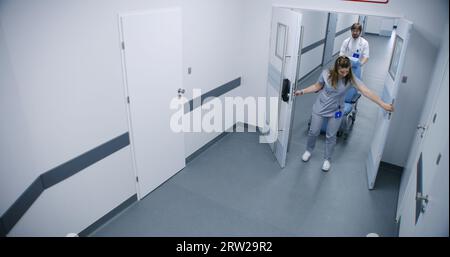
[268,8,411,190]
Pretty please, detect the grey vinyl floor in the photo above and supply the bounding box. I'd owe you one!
[91,35,402,237]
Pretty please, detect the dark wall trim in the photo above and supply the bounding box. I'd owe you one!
[300,25,352,56]
[301,39,326,55]
[79,194,137,237]
[365,32,380,36]
[1,177,45,235]
[0,132,130,236]
[336,26,353,37]
[186,131,230,164]
[298,64,323,83]
[184,77,241,114]
[42,133,130,188]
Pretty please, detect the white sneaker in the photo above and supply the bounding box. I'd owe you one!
[302,151,311,162]
[322,160,331,172]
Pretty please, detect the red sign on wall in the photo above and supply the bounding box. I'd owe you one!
[344,0,389,3]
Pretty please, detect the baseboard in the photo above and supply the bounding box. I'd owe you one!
[81,122,260,236]
[79,194,137,237]
[380,161,404,173]
[185,122,261,164]
[185,132,230,164]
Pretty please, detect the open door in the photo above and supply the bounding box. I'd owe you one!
[264,7,303,168]
[366,18,413,189]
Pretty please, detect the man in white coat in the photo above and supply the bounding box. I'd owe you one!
[339,23,369,79]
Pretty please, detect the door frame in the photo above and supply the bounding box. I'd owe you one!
[118,11,142,199]
[322,12,337,66]
[274,4,407,171]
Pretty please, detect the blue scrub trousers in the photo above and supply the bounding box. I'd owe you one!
[307,112,343,161]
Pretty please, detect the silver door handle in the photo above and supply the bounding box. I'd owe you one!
[388,99,395,120]
[416,192,429,213]
[416,192,429,203]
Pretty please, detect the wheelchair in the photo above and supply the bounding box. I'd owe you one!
[307,86,361,140]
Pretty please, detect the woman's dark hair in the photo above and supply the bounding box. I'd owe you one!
[328,56,356,88]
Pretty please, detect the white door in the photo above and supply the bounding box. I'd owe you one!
[399,61,449,236]
[365,18,412,189]
[264,7,303,168]
[120,8,185,199]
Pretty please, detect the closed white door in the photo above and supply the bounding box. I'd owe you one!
[120,8,185,199]
[365,18,412,189]
[264,7,303,168]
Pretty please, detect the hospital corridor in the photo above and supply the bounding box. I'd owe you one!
[91,35,402,237]
[0,0,448,239]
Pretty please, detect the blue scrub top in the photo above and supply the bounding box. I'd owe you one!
[312,70,361,117]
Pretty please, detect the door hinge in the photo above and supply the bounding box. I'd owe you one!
[121,41,125,50]
[127,96,130,104]
[136,176,139,182]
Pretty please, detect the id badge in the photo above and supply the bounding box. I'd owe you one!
[335,111,342,119]
[352,52,360,59]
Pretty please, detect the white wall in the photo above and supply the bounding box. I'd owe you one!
[333,13,359,55]
[296,9,328,78]
[336,13,359,31]
[0,0,244,236]
[366,16,383,34]
[9,148,135,236]
[333,33,347,56]
[299,10,328,47]
[366,16,395,36]
[182,0,244,156]
[239,0,449,168]
[299,45,325,78]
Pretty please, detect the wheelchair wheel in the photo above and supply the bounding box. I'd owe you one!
[342,133,349,140]
[348,114,355,129]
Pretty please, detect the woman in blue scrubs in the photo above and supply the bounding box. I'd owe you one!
[294,56,394,171]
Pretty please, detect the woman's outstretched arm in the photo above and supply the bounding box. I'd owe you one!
[294,82,323,96]
[354,81,394,112]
